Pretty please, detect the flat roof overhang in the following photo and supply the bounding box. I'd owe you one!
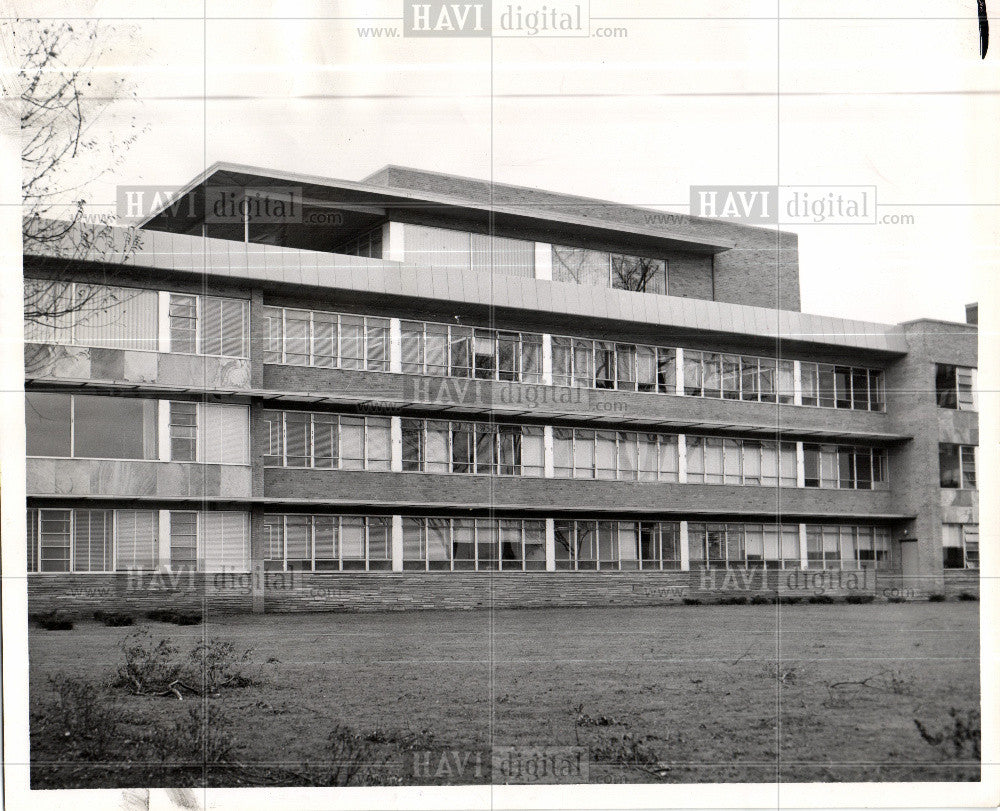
[140,162,736,256]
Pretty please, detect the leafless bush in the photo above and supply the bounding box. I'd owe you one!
[914,709,981,760]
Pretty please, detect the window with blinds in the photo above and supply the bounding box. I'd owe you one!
[201,511,250,573]
[168,293,248,357]
[24,279,158,351]
[200,403,250,465]
[27,508,158,573]
[115,510,159,571]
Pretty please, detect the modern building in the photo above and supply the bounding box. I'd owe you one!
[24,163,979,613]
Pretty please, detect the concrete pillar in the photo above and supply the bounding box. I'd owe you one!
[157,509,171,570]
[545,518,556,571]
[157,292,171,353]
[389,318,402,373]
[390,416,403,472]
[679,521,690,571]
[674,349,685,396]
[542,334,553,385]
[391,515,404,571]
[543,425,554,477]
[249,509,265,614]
[249,400,266,497]
[157,400,170,462]
[799,523,809,569]
[677,434,687,483]
[793,360,803,406]
[796,441,806,488]
[384,222,406,263]
[249,289,265,389]
[534,242,552,280]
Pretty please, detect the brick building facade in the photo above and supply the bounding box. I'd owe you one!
[23,163,979,613]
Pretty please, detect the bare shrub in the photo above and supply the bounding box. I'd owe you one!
[914,709,981,760]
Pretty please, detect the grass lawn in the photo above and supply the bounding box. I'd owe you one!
[29,602,980,787]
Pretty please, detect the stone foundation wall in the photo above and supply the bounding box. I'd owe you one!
[27,568,941,617]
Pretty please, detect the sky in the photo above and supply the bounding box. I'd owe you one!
[8,0,999,325]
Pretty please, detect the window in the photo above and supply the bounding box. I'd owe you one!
[552,245,610,288]
[167,511,249,573]
[943,524,979,569]
[168,401,249,464]
[25,280,159,351]
[471,233,536,278]
[262,411,387,470]
[939,444,976,489]
[25,392,71,457]
[264,307,388,371]
[169,511,198,572]
[401,419,424,471]
[404,224,534,277]
[611,254,667,295]
[27,508,160,574]
[201,512,250,573]
[936,365,976,411]
[263,514,391,572]
[115,510,159,571]
[25,392,158,461]
[802,524,892,570]
[684,351,704,396]
[72,510,112,572]
[168,294,248,357]
[689,522,801,570]
[401,517,542,571]
[336,227,384,259]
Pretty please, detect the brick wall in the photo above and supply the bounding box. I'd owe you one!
[29,568,922,617]
[942,570,979,598]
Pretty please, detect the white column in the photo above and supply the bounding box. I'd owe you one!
[544,518,556,571]
[674,349,685,396]
[391,515,404,571]
[679,521,690,571]
[390,416,403,472]
[799,524,809,569]
[157,291,171,353]
[543,425,555,477]
[796,441,806,488]
[158,509,171,570]
[677,434,687,483]
[541,333,553,385]
[534,242,552,280]
[384,222,406,263]
[793,360,803,406]
[157,400,171,461]
[389,318,402,373]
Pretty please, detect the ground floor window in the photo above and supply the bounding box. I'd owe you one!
[27,508,249,573]
[943,523,979,569]
[803,525,891,570]
[402,518,546,571]
[553,520,681,571]
[27,508,158,573]
[263,514,392,571]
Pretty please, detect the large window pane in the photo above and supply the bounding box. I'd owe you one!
[365,419,391,471]
[201,403,249,465]
[312,312,338,368]
[552,245,610,287]
[25,392,72,457]
[75,395,156,460]
[611,254,666,294]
